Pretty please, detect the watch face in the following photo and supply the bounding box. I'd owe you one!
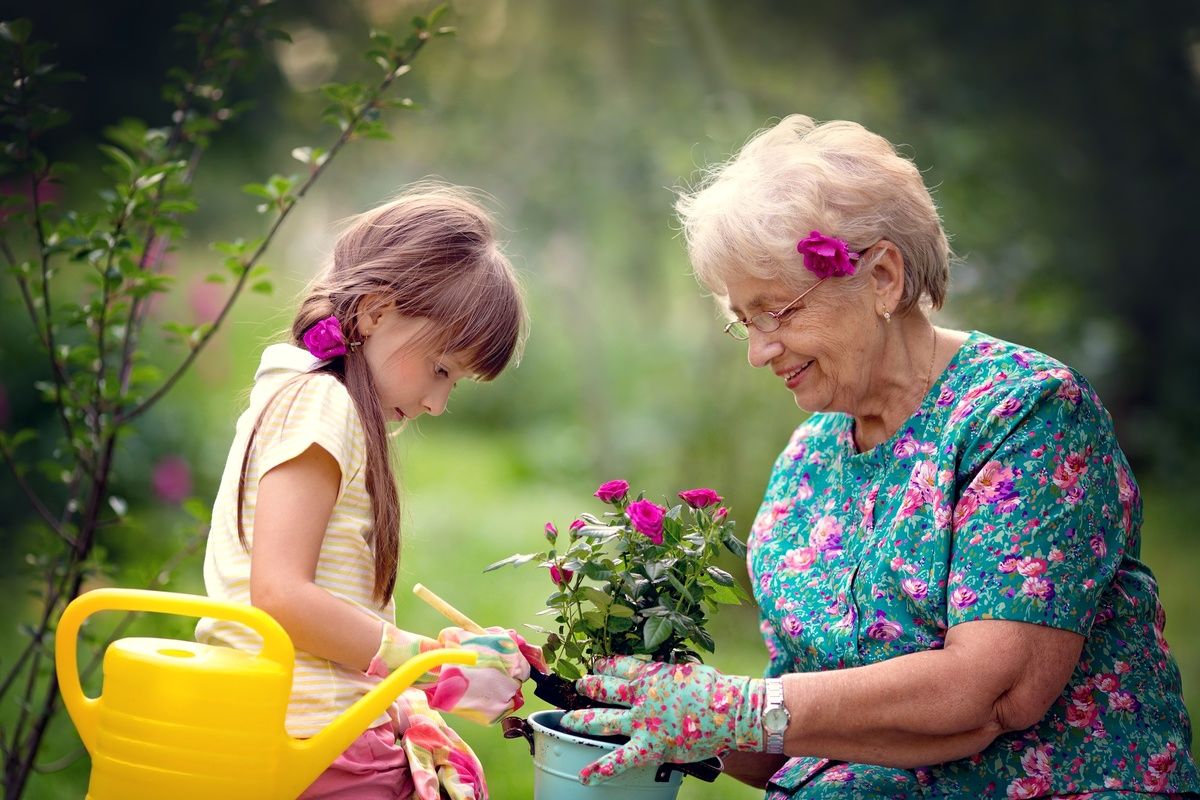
[764,705,789,733]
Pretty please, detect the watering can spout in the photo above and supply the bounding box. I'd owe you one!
[280,647,476,799]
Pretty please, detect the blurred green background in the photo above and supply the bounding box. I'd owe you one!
[2,1,1198,797]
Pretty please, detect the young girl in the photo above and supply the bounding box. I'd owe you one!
[195,184,539,800]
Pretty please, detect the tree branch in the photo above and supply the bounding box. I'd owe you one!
[120,42,431,425]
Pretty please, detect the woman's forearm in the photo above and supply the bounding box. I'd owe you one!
[720,751,787,788]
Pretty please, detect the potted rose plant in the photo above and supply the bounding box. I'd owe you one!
[486,479,747,798]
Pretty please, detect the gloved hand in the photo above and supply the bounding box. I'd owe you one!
[560,656,766,784]
[369,623,544,725]
[394,689,488,800]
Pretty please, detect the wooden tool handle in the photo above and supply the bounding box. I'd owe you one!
[412,583,486,634]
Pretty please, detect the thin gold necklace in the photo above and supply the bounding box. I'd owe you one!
[922,327,938,401]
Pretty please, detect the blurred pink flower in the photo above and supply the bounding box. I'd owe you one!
[152,456,192,504]
[549,564,573,586]
[544,522,558,543]
[569,518,586,531]
[188,278,223,324]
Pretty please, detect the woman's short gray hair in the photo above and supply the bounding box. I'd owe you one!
[675,115,951,312]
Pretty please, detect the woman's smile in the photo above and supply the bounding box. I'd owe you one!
[779,359,815,389]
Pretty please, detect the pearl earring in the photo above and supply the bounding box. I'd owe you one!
[883,310,892,322]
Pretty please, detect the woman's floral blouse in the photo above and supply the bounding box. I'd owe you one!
[749,332,1198,799]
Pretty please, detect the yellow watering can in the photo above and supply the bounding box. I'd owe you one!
[56,588,477,800]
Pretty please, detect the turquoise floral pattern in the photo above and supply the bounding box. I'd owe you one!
[750,332,1198,799]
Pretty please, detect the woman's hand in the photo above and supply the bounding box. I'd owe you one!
[560,656,765,784]
[373,624,542,725]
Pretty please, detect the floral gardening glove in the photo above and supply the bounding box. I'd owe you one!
[369,623,543,725]
[394,689,488,800]
[560,656,766,784]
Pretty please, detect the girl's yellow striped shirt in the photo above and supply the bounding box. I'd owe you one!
[196,343,394,737]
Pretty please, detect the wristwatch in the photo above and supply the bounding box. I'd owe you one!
[761,677,790,754]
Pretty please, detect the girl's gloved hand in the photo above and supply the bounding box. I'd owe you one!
[394,689,487,800]
[369,623,545,725]
[560,656,767,784]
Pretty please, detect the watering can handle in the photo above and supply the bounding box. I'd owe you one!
[55,588,295,754]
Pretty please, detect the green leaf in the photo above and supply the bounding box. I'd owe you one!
[555,660,582,681]
[642,616,672,651]
[705,566,736,586]
[582,561,613,581]
[607,603,635,618]
[482,552,539,572]
[582,587,611,609]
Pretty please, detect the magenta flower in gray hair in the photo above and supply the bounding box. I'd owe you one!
[796,230,860,279]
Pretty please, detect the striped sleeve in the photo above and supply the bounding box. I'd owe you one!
[255,374,364,497]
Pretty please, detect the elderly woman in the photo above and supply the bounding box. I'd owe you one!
[562,116,1198,799]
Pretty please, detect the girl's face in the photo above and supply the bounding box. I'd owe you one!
[724,272,880,415]
[359,311,472,423]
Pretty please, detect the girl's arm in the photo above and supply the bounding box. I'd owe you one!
[778,619,1083,768]
[249,442,383,671]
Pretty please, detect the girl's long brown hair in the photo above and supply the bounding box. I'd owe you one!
[237,183,527,605]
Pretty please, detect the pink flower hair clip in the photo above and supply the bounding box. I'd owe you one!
[796,230,860,279]
[302,315,360,359]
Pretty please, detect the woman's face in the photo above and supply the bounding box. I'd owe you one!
[724,271,880,415]
[359,311,472,423]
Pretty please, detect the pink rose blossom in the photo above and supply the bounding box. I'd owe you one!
[627,499,666,544]
[796,230,860,278]
[594,479,630,503]
[549,564,573,585]
[569,518,586,531]
[678,487,722,508]
[544,522,558,542]
[714,506,729,521]
[302,316,348,359]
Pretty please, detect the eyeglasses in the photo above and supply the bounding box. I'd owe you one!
[723,278,827,340]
